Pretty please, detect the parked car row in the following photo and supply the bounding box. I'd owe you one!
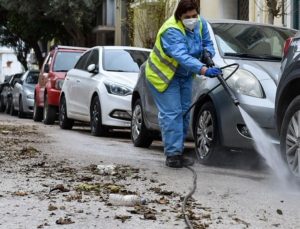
[0,20,298,179]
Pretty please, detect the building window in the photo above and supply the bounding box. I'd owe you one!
[294,0,299,29]
[238,0,249,21]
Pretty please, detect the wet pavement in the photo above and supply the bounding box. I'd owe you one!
[0,113,299,229]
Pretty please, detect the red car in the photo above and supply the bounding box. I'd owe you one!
[33,45,87,124]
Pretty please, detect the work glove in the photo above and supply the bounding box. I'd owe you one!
[204,67,222,78]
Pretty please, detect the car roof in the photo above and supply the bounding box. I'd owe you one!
[94,46,151,52]
[51,45,87,53]
[208,19,298,31]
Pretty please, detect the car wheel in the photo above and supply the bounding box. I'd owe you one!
[5,98,11,114]
[90,96,108,136]
[59,96,74,130]
[280,95,300,179]
[33,99,43,122]
[0,96,5,112]
[43,94,56,125]
[18,96,26,118]
[131,99,153,148]
[9,99,16,116]
[194,101,220,165]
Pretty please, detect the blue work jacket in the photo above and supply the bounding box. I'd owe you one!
[161,17,215,78]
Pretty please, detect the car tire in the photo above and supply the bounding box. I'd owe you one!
[33,99,43,122]
[18,96,26,118]
[9,99,16,116]
[280,95,300,179]
[43,94,56,125]
[194,101,220,165]
[0,96,5,112]
[90,96,108,136]
[5,97,11,114]
[131,99,153,148]
[59,96,74,130]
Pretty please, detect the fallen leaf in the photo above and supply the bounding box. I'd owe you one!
[48,204,58,211]
[50,184,70,193]
[144,213,156,220]
[114,215,132,223]
[13,191,28,196]
[276,209,283,215]
[156,197,169,205]
[56,217,74,225]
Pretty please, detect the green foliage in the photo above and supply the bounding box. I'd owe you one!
[0,0,101,68]
[129,0,176,48]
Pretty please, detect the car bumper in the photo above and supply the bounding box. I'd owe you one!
[100,92,132,128]
[47,88,60,107]
[22,98,34,114]
[210,82,279,150]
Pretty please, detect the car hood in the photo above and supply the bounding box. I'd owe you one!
[103,71,139,88]
[223,59,280,82]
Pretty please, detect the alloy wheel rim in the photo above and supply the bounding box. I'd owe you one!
[60,100,66,124]
[285,111,300,177]
[196,110,213,159]
[91,102,99,132]
[132,104,142,141]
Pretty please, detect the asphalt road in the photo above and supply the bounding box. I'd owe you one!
[0,113,299,229]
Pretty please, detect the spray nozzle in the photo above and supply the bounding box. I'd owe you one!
[202,49,215,67]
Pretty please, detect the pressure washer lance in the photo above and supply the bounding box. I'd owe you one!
[182,51,240,229]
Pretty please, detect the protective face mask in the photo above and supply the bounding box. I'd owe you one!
[182,18,198,31]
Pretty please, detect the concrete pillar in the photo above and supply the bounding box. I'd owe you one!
[114,0,122,45]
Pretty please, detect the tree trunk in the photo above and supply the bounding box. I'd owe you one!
[31,42,44,70]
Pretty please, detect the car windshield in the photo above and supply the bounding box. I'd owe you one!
[211,23,297,60]
[53,51,83,72]
[25,72,39,84]
[103,49,150,73]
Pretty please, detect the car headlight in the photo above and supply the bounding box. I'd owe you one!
[55,79,64,90]
[26,93,34,99]
[222,68,264,98]
[104,82,132,96]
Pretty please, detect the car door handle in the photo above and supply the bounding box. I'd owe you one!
[76,80,80,83]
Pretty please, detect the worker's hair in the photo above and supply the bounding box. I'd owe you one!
[174,0,200,21]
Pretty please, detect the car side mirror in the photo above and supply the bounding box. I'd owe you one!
[18,79,23,85]
[87,64,98,74]
[87,64,99,74]
[44,64,50,73]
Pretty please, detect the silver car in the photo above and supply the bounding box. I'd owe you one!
[11,70,39,118]
[131,20,297,164]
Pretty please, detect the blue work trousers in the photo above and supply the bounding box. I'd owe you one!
[148,75,193,156]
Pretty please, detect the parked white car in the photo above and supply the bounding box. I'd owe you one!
[59,46,150,136]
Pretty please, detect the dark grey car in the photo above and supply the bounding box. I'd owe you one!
[275,31,300,178]
[0,73,23,114]
[131,20,297,164]
[11,70,39,118]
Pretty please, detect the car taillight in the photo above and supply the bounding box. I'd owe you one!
[283,37,293,58]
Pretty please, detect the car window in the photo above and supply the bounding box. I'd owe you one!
[211,23,297,59]
[103,49,150,73]
[53,51,82,72]
[75,51,91,70]
[25,72,39,84]
[85,49,99,69]
[11,74,22,86]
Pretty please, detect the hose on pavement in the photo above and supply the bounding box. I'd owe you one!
[182,165,198,229]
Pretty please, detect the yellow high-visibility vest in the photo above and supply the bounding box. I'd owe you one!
[146,16,203,92]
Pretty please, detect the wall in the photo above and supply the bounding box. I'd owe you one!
[200,0,238,20]
[0,47,23,83]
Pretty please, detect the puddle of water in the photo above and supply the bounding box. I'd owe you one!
[238,107,290,182]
